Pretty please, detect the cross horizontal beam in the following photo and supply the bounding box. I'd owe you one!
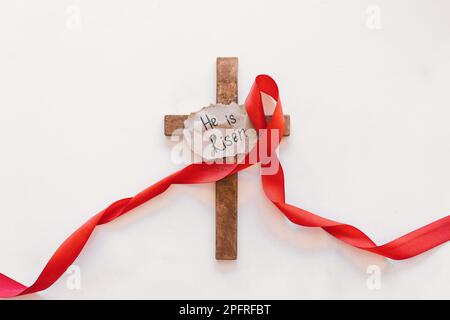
[164,114,291,137]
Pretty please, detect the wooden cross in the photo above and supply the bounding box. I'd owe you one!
[164,57,290,260]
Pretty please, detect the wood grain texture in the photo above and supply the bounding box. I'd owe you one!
[216,57,238,105]
[164,115,187,136]
[215,171,238,260]
[164,114,291,136]
[215,57,238,260]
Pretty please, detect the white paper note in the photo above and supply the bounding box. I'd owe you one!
[183,103,257,161]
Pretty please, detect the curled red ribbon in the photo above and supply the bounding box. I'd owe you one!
[1,75,450,298]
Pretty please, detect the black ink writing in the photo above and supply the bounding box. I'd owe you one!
[209,128,248,153]
[200,114,218,131]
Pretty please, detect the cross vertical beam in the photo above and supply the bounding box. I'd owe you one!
[215,57,238,260]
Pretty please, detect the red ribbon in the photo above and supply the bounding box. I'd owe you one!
[1,75,450,298]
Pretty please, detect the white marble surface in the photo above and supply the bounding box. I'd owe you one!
[0,0,449,299]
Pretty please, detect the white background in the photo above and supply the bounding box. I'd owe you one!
[0,0,450,299]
